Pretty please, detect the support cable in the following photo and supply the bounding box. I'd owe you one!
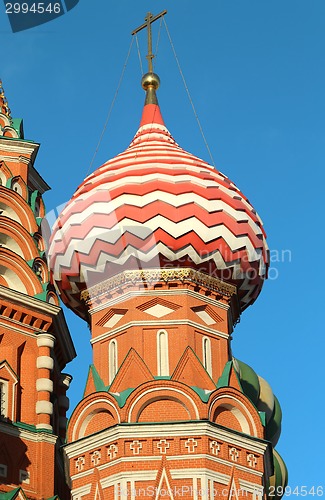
[135,34,144,76]
[88,36,135,175]
[153,17,163,70]
[163,17,215,167]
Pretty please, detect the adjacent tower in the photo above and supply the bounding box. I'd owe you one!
[49,12,287,500]
[0,81,76,499]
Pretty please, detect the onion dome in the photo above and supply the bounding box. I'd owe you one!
[268,449,288,499]
[49,73,269,320]
[218,358,282,446]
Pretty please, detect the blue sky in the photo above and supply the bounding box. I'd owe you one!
[1,0,324,492]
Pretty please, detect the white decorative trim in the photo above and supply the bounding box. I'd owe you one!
[209,394,257,436]
[0,379,9,418]
[65,421,269,459]
[239,479,264,496]
[60,373,73,389]
[157,329,169,376]
[109,339,118,384]
[71,398,120,441]
[35,423,53,431]
[36,378,53,393]
[100,470,157,489]
[171,454,263,477]
[82,268,236,303]
[37,333,55,348]
[0,286,76,362]
[0,421,57,443]
[90,288,230,314]
[202,336,212,376]
[71,484,91,499]
[36,356,54,370]
[91,319,228,345]
[170,467,229,484]
[36,400,53,415]
[128,387,198,422]
[130,440,142,455]
[0,140,39,156]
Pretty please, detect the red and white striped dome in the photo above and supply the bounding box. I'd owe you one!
[49,93,269,319]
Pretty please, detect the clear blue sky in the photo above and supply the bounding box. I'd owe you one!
[1,0,324,492]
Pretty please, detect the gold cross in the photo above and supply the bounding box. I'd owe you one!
[131,10,167,73]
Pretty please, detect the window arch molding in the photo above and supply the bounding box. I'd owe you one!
[108,339,118,384]
[157,329,169,376]
[202,336,212,376]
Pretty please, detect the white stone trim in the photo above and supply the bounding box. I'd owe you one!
[36,378,53,392]
[61,373,73,389]
[100,470,157,489]
[36,400,53,415]
[71,456,163,481]
[0,421,57,443]
[157,329,169,376]
[36,356,54,370]
[91,320,228,345]
[35,423,53,431]
[0,379,9,418]
[0,286,76,362]
[65,421,269,459]
[128,386,199,422]
[202,336,212,376]
[71,484,91,499]
[169,455,263,477]
[0,140,39,156]
[209,394,257,436]
[109,339,118,384]
[37,333,55,348]
[71,398,121,441]
[90,289,230,314]
[239,479,264,496]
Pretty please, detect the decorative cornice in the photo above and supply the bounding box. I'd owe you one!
[90,319,229,345]
[0,139,39,156]
[81,268,237,303]
[0,421,57,444]
[0,285,76,363]
[64,421,270,458]
[89,288,230,315]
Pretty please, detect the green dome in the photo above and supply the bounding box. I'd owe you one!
[228,358,282,446]
[268,449,288,499]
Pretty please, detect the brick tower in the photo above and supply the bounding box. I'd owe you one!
[49,13,288,500]
[0,81,76,499]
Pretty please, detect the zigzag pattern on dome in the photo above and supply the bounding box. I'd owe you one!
[49,101,269,319]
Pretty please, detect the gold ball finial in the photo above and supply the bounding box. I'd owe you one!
[141,72,160,91]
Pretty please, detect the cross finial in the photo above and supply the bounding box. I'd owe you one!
[0,80,12,118]
[132,10,167,74]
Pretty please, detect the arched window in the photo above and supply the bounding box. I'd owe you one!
[0,379,8,419]
[202,336,212,376]
[11,181,22,196]
[108,339,118,384]
[157,330,169,376]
